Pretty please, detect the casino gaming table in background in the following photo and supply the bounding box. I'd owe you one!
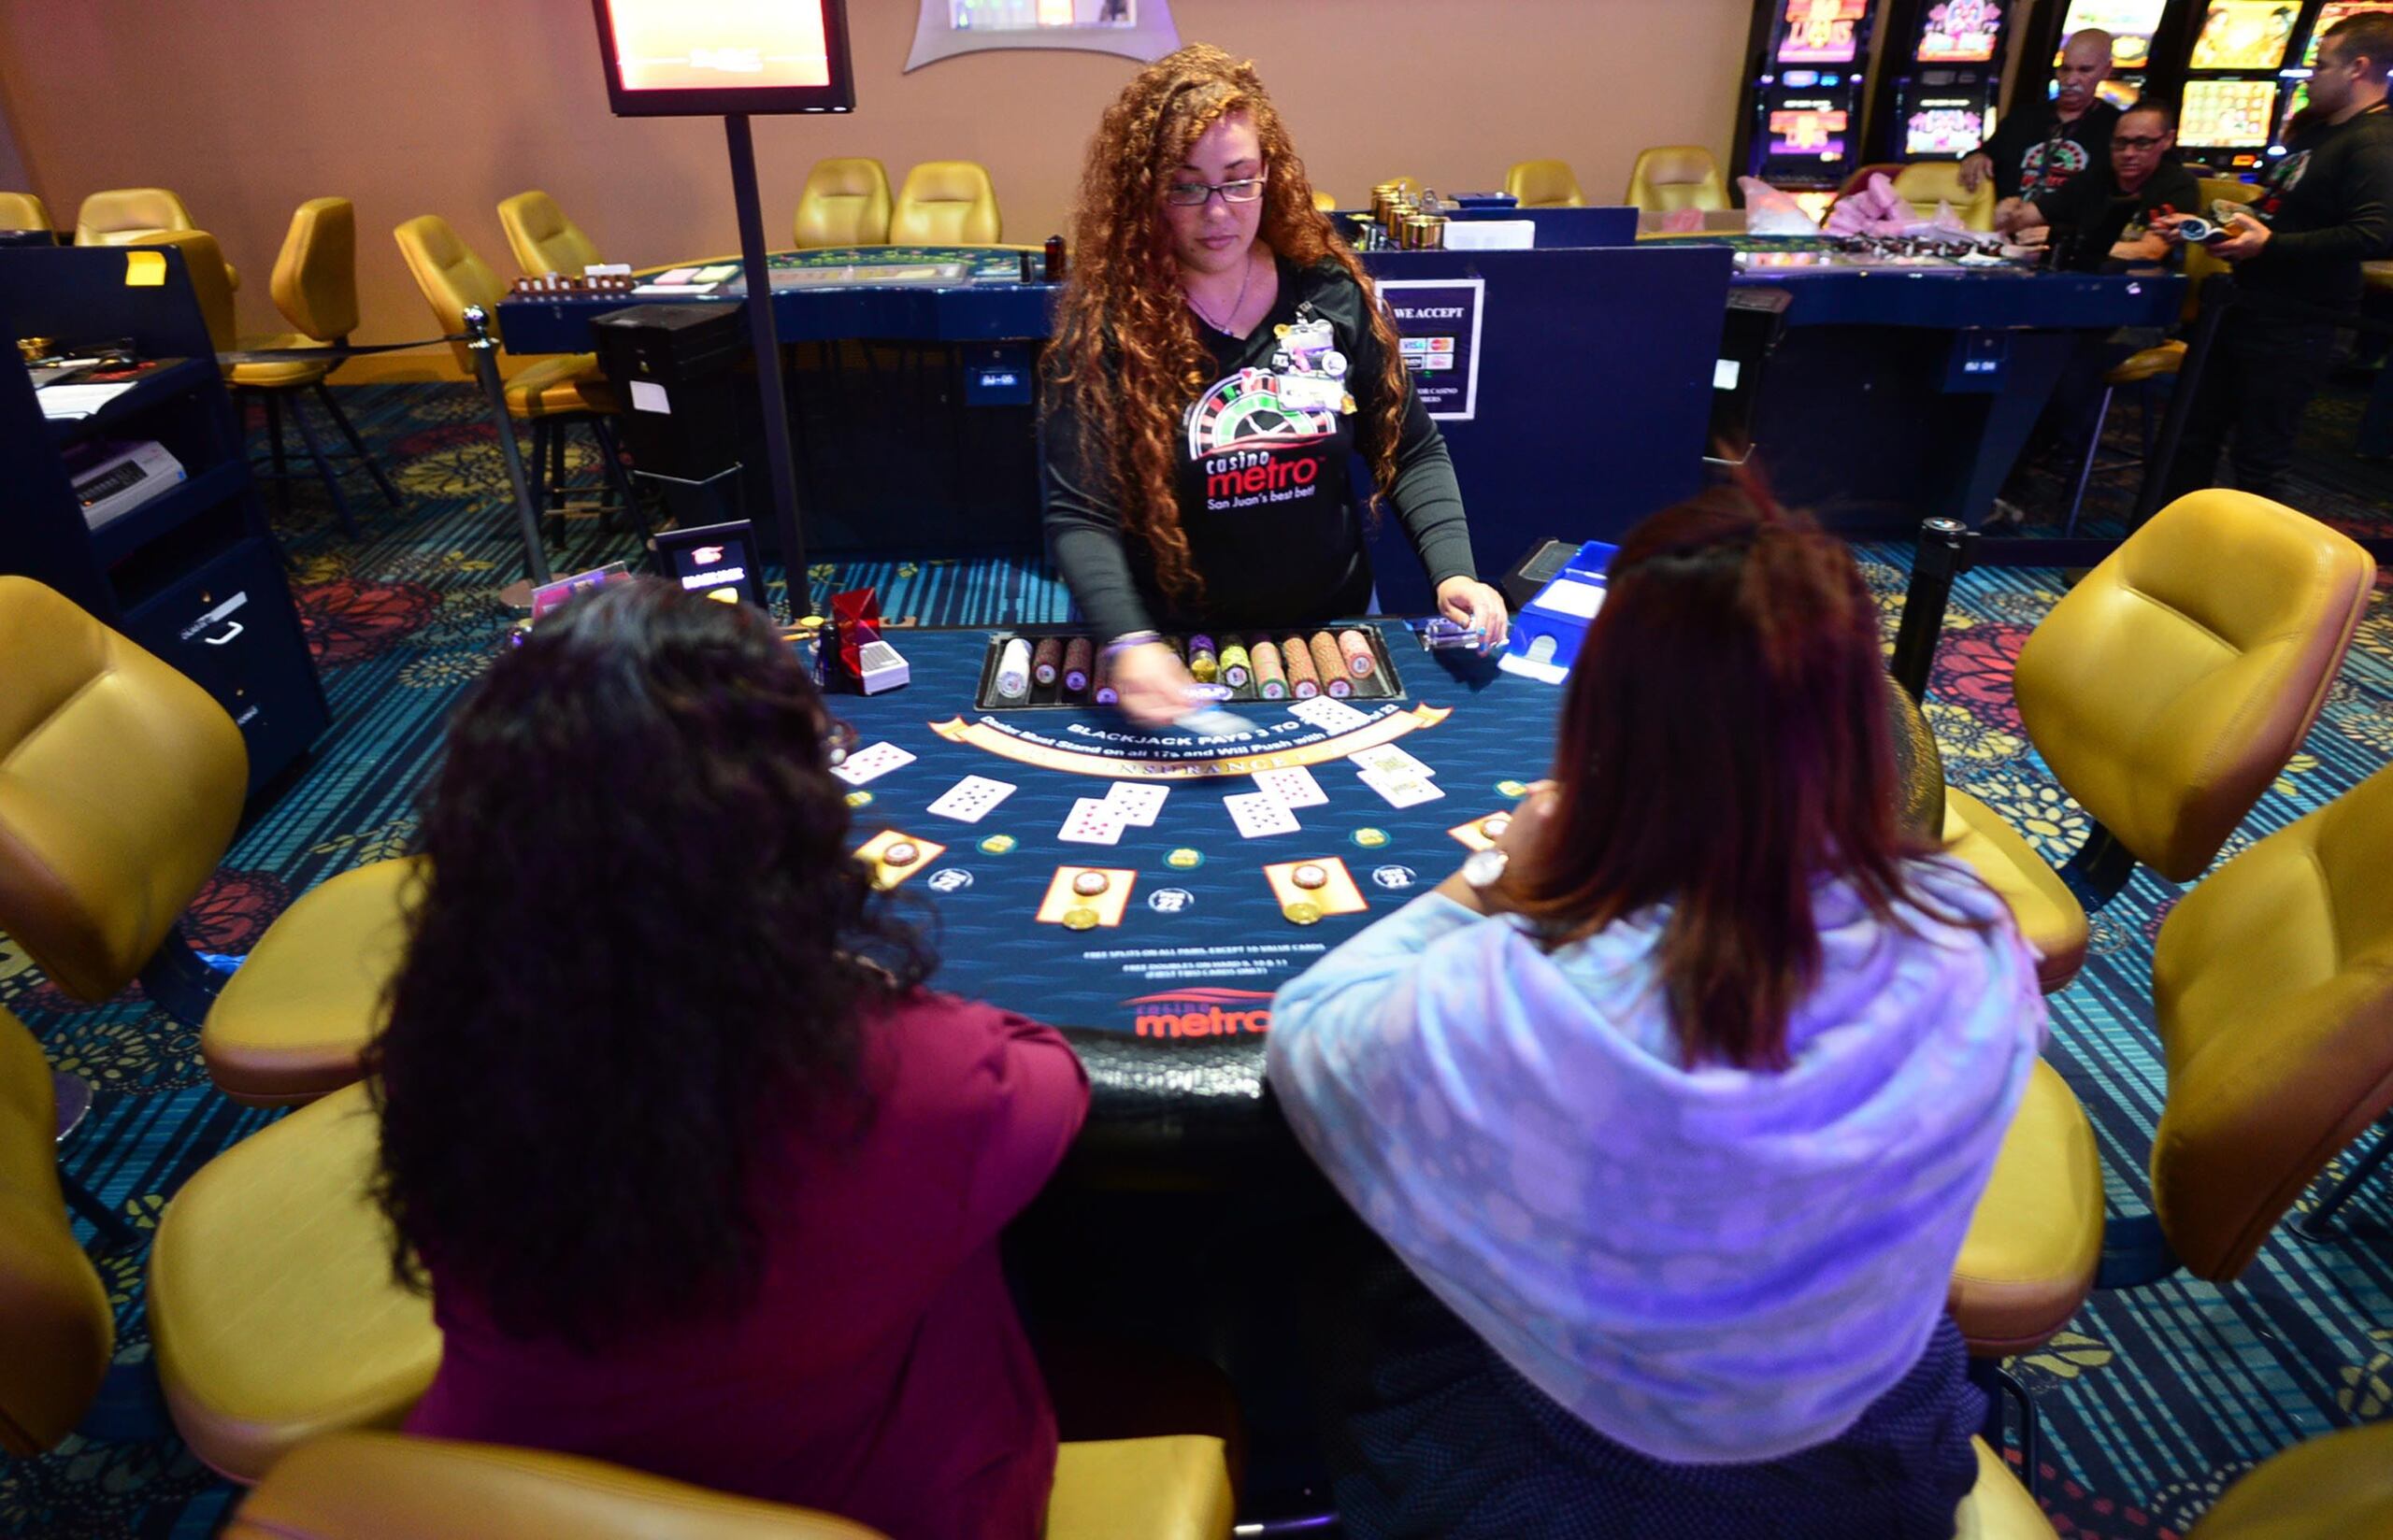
[828,620,1945,1182]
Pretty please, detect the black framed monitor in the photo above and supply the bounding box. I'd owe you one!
[591,0,856,117]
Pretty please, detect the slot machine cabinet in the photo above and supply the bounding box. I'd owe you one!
[1732,0,1881,205]
[2016,0,2195,110]
[2178,0,2306,172]
[2267,1,2393,166]
[1870,0,2016,161]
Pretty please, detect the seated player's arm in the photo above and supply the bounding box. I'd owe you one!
[2110,229,2170,262]
[1996,194,2050,235]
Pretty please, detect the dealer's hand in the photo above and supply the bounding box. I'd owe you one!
[1957,152,1995,194]
[1436,576,1511,651]
[1110,641,1196,730]
[2210,209,2271,263]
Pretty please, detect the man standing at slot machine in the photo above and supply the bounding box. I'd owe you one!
[2155,12,2393,501]
[1958,30,2120,201]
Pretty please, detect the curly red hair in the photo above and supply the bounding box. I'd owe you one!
[1045,43,1411,607]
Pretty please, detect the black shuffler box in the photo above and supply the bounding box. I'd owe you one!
[590,303,754,482]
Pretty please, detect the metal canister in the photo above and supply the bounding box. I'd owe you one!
[1404,214,1440,250]
[1370,183,1401,225]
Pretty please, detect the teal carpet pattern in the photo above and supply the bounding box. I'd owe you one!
[2,382,2387,1537]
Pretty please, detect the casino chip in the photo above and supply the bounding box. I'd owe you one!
[1351,827,1390,848]
[1496,779,1529,799]
[1062,907,1100,931]
[1292,863,1328,891]
[845,791,874,807]
[1165,847,1205,870]
[1071,870,1111,896]
[1480,814,1511,840]
[1282,901,1323,925]
[883,842,920,867]
[979,834,1018,855]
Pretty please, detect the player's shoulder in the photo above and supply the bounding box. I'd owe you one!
[867,989,1074,1092]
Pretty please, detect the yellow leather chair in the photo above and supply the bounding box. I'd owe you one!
[1956,1437,2058,1538]
[2184,1424,2393,1538]
[0,191,51,235]
[497,191,602,278]
[0,575,418,1105]
[229,198,401,538]
[394,214,631,531]
[227,1431,1239,1538]
[1504,158,1585,208]
[890,162,1001,245]
[1311,189,1339,214]
[139,229,237,352]
[794,157,893,249]
[77,187,236,290]
[1892,161,1997,230]
[1625,146,1728,214]
[1951,763,2393,1449]
[0,1006,114,1456]
[1941,491,2373,991]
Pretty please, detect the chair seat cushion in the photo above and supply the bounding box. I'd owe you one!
[2104,340,2185,386]
[506,354,616,420]
[1942,789,2090,993]
[1955,1436,2058,1538]
[228,333,335,390]
[1949,1059,2106,1357]
[200,858,418,1106]
[1045,1437,1234,1540]
[2185,1422,2393,1537]
[149,1081,440,1484]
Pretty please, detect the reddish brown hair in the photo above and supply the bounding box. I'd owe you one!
[1044,43,1410,606]
[1497,480,1960,1069]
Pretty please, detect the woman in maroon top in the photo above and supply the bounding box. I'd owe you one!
[366,580,1089,1540]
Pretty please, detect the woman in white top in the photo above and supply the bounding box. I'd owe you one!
[1268,482,2046,1538]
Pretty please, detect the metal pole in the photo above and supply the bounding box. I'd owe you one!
[724,112,809,617]
[1889,516,1971,705]
[2135,280,2233,523]
[465,305,552,592]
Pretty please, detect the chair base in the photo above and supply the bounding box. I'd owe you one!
[2297,1118,2393,1238]
[76,1360,172,1445]
[1969,1356,2040,1500]
[136,922,240,1029]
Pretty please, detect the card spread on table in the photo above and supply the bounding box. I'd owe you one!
[1348,744,1435,781]
[1290,697,1372,734]
[1253,765,1327,808]
[831,741,916,785]
[926,775,1017,823]
[1358,767,1444,808]
[1102,782,1169,827]
[1224,790,1302,838]
[1059,797,1126,845]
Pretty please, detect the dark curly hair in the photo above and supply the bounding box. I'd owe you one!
[365,579,931,1346]
[1045,42,1412,607]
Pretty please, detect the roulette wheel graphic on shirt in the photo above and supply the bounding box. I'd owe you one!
[1185,367,1340,457]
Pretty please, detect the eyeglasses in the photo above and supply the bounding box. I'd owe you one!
[2114,135,2170,150]
[1164,173,1268,207]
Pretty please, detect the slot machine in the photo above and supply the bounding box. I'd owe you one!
[2270,2,2393,164]
[1871,0,2016,161]
[2179,1,2305,171]
[2018,0,2187,108]
[1733,0,1880,205]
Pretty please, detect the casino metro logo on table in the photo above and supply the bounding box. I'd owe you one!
[1125,986,1275,1038]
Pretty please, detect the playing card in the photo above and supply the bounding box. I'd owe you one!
[1059,797,1126,845]
[1349,744,1435,781]
[1358,767,1445,809]
[1224,790,1301,838]
[926,775,1017,823]
[1290,697,1371,734]
[831,741,916,786]
[1103,782,1169,827]
[1253,765,1327,808]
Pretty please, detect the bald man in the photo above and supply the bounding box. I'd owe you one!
[1959,30,2122,201]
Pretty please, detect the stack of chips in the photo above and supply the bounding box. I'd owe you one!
[1282,635,1321,698]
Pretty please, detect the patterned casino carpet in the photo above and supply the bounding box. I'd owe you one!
[2,382,2388,1538]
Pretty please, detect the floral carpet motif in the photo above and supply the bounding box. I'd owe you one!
[3,382,2387,1536]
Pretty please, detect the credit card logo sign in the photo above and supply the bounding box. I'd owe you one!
[1124,987,1273,1038]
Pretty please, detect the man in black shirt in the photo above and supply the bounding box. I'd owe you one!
[2157,12,2393,503]
[1961,30,2122,201]
[1995,102,2201,268]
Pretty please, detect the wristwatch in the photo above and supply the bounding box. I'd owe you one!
[1462,847,1509,890]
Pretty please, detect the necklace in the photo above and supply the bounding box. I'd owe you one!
[1184,250,1254,335]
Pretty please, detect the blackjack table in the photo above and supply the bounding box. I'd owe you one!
[821,619,1947,1182]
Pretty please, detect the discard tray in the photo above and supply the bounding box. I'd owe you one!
[972,623,1407,712]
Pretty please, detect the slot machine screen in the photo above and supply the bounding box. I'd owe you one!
[1777,0,1870,64]
[1770,99,1852,158]
[2305,0,2393,63]
[592,0,854,116]
[1908,98,1993,154]
[2055,0,2169,70]
[2188,1,2301,68]
[1919,0,2006,62]
[2182,78,2283,144]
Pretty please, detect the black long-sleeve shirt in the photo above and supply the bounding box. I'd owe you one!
[1979,98,2119,200]
[2243,102,2393,316]
[1042,255,1477,642]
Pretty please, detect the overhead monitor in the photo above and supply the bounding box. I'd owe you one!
[592,0,855,116]
[2188,1,2301,69]
[2056,0,2169,70]
[2181,78,2283,144]
[1919,0,2006,63]
[2305,0,2393,64]
[1777,0,1870,64]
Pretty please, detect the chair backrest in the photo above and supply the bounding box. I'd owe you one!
[1625,146,1727,213]
[394,214,505,374]
[496,191,602,279]
[2183,1422,2393,1538]
[76,187,199,245]
[1891,161,1997,230]
[2150,764,2393,1280]
[0,1006,114,1455]
[1311,188,1339,213]
[2013,491,2374,881]
[225,1432,892,1539]
[269,197,360,343]
[2183,178,2264,322]
[794,157,893,249]
[0,191,51,234]
[0,577,247,1002]
[142,230,237,353]
[1504,159,1585,207]
[890,161,1000,245]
